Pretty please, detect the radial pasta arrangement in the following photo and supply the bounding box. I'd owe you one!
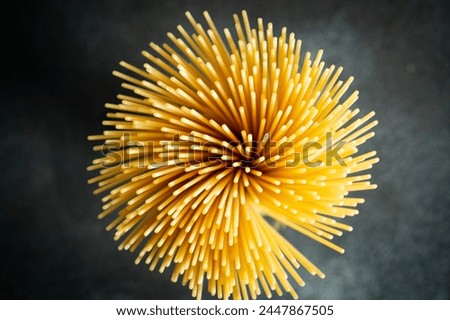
[88,11,378,299]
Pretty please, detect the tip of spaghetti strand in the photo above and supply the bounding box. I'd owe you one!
[315,269,326,279]
[112,70,122,78]
[87,135,98,141]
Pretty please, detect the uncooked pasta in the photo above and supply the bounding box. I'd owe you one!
[88,10,378,299]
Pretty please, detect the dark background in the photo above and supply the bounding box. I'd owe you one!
[1,0,449,299]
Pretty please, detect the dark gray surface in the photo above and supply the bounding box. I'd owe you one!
[1,0,449,299]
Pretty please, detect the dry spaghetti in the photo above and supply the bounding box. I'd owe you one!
[88,10,378,299]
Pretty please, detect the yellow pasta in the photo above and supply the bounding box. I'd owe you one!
[88,10,379,299]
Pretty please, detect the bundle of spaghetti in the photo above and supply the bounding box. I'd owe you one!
[88,10,378,299]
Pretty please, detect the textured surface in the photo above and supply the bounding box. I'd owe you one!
[1,0,449,299]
